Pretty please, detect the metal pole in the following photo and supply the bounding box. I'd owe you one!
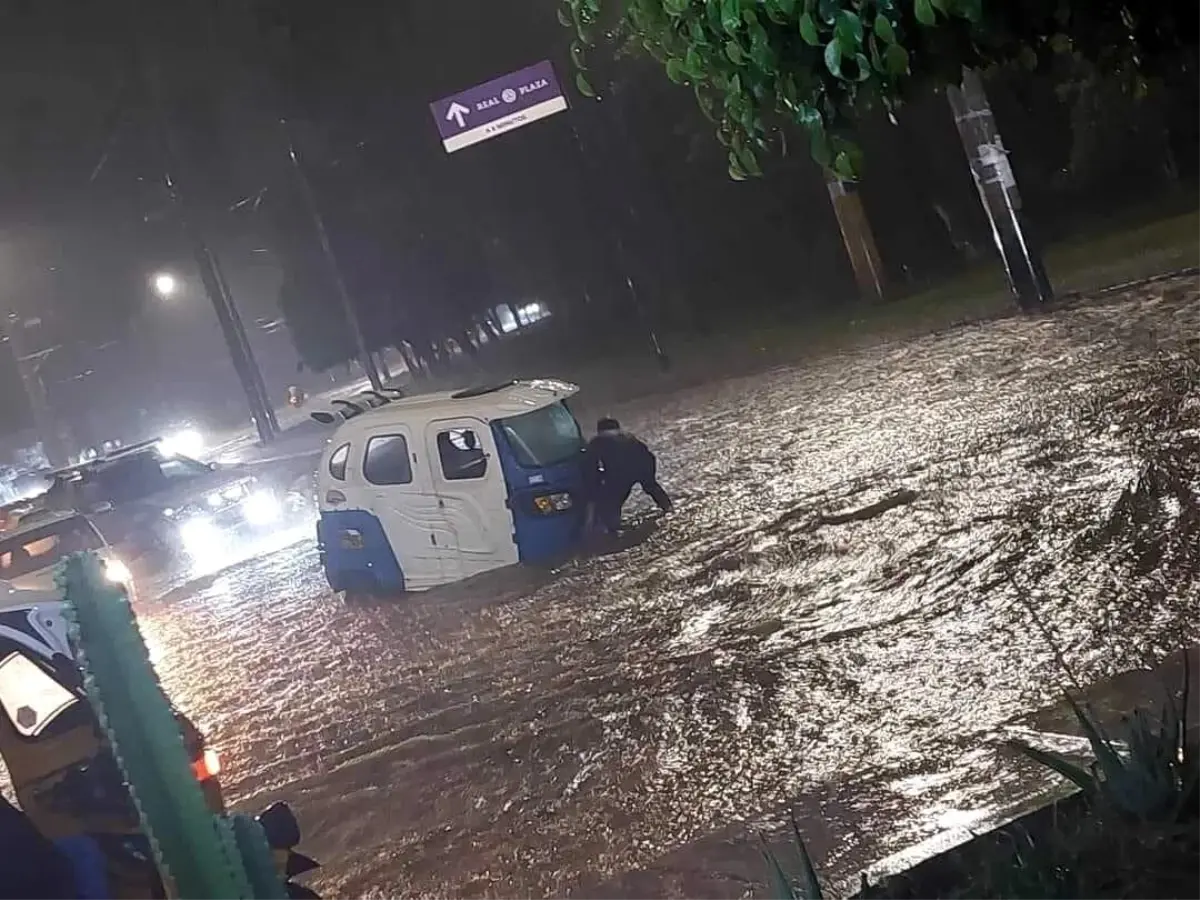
[4,317,68,467]
[946,68,1053,310]
[280,118,383,391]
[210,252,279,433]
[130,9,278,443]
[191,240,277,444]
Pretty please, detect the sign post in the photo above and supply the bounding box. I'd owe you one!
[430,60,568,154]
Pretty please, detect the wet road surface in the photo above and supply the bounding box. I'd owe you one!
[137,278,1199,897]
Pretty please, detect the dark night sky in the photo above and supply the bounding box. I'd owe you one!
[0,0,1191,447]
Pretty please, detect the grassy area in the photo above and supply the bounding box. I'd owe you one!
[891,208,1200,322]
[409,207,1198,410]
[650,206,1195,361]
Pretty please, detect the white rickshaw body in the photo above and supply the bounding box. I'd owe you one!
[314,380,588,594]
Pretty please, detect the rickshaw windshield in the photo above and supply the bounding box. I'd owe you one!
[499,402,584,468]
[0,650,79,738]
[0,518,104,580]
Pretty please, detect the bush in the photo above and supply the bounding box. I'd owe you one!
[764,660,1198,899]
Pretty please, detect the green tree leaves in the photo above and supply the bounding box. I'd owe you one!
[823,40,843,78]
[873,14,897,45]
[575,72,597,98]
[798,12,821,46]
[556,0,1194,182]
[884,43,910,75]
[558,0,966,181]
[834,11,863,48]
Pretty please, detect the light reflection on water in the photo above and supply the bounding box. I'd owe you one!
[51,280,1200,896]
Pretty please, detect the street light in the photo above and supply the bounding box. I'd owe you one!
[142,265,277,445]
[152,272,177,298]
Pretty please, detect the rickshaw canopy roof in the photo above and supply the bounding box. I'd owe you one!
[328,379,579,440]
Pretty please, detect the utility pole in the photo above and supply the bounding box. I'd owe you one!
[158,168,279,447]
[4,315,69,468]
[947,68,1053,310]
[281,118,383,391]
[211,250,279,434]
[131,7,278,444]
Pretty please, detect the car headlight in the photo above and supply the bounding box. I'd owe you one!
[222,483,246,501]
[160,429,205,459]
[206,492,225,509]
[178,516,223,557]
[532,491,573,514]
[242,490,281,526]
[104,558,132,585]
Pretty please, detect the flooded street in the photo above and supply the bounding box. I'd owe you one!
[138,281,1199,897]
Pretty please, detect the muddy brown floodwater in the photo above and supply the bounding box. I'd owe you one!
[138,279,1199,898]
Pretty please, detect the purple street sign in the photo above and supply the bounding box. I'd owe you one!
[430,60,568,154]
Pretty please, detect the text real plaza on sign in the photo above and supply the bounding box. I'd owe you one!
[430,61,567,154]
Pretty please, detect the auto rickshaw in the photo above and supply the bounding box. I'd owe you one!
[314,379,588,595]
[0,592,320,898]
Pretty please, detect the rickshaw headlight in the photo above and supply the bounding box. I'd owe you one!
[532,492,573,514]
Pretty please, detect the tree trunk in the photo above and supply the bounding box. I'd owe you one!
[480,311,503,340]
[397,341,427,381]
[458,329,480,358]
[825,175,886,303]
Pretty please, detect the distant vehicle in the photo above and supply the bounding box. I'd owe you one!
[313,380,587,595]
[36,440,302,567]
[0,510,133,597]
[0,500,38,533]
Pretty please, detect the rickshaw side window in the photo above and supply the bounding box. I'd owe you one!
[328,443,350,481]
[436,429,487,481]
[363,435,413,485]
[0,651,78,738]
[500,402,584,468]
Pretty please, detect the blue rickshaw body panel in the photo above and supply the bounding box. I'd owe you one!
[491,422,587,564]
[317,510,405,594]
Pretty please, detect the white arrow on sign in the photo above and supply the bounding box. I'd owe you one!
[445,101,470,129]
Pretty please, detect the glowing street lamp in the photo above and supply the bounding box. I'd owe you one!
[152,272,178,298]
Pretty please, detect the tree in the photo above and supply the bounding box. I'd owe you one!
[558,0,1198,179]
